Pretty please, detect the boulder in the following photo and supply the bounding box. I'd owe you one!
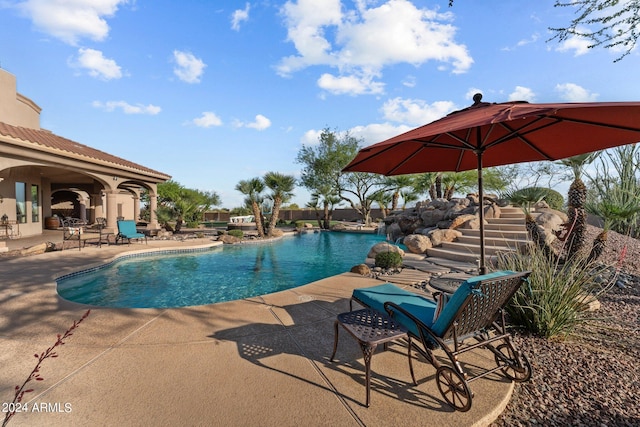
[219,234,241,244]
[483,203,501,219]
[367,242,405,259]
[403,234,433,254]
[444,203,468,220]
[331,223,346,231]
[428,229,462,247]
[535,211,565,245]
[19,242,53,256]
[449,214,479,230]
[536,207,568,223]
[269,229,284,237]
[350,264,371,275]
[397,215,422,234]
[420,208,446,227]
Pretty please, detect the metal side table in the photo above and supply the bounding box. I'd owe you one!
[330,308,415,407]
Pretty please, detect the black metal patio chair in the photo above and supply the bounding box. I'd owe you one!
[351,270,532,412]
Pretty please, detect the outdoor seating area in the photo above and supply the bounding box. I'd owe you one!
[351,270,532,412]
[0,237,517,426]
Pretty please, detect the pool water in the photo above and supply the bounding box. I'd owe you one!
[57,232,390,308]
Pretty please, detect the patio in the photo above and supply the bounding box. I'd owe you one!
[1,235,514,426]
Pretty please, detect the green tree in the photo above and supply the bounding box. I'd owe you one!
[150,180,221,231]
[340,172,386,226]
[263,172,296,236]
[296,128,360,228]
[235,178,266,238]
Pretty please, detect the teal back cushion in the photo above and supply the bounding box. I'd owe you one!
[431,270,517,336]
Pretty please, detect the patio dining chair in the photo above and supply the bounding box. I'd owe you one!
[351,270,532,412]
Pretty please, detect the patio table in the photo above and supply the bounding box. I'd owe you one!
[330,308,413,407]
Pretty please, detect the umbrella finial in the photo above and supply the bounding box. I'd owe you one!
[473,93,483,105]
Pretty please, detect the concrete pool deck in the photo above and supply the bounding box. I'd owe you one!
[1,234,514,426]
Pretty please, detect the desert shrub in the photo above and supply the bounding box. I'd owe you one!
[495,244,612,338]
[503,187,564,211]
[228,229,244,238]
[375,251,403,269]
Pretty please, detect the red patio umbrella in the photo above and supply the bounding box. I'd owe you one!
[343,94,640,273]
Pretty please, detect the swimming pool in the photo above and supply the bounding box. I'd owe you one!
[57,231,389,309]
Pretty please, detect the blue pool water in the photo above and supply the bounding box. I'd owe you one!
[57,232,389,309]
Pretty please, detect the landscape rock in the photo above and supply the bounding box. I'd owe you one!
[19,242,54,256]
[428,229,462,246]
[403,234,433,254]
[450,214,479,230]
[350,264,371,275]
[367,242,405,258]
[219,234,241,244]
[420,208,446,227]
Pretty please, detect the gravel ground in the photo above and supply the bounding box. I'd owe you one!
[491,225,640,426]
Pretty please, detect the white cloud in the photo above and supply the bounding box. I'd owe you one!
[73,48,122,80]
[92,100,161,115]
[234,114,272,130]
[555,30,592,56]
[277,0,472,93]
[231,3,250,31]
[381,97,455,125]
[555,83,598,102]
[349,122,414,147]
[317,72,384,95]
[16,0,128,45]
[192,112,223,128]
[301,122,413,148]
[508,86,536,102]
[172,50,206,83]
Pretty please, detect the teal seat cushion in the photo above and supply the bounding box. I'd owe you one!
[431,270,518,336]
[353,283,437,337]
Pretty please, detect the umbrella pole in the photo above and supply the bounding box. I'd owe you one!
[476,150,486,275]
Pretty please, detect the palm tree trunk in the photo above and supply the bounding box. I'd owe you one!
[267,198,282,236]
[251,202,265,238]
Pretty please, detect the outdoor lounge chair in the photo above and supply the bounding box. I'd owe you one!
[116,220,147,244]
[351,270,532,412]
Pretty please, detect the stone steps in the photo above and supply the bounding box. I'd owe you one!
[422,206,531,269]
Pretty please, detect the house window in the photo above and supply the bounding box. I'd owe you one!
[31,184,40,222]
[15,182,26,223]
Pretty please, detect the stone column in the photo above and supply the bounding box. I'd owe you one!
[149,193,158,229]
[133,194,140,221]
[105,190,118,231]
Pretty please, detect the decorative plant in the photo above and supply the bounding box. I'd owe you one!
[227,229,244,239]
[375,251,403,269]
[3,310,90,427]
[496,244,613,338]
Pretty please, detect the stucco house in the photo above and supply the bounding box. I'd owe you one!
[0,68,170,238]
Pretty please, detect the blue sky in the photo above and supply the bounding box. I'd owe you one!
[1,0,639,208]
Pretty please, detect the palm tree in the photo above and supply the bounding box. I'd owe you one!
[235,178,266,238]
[263,172,296,237]
[560,152,600,261]
[384,175,415,211]
[309,185,341,229]
[400,189,419,209]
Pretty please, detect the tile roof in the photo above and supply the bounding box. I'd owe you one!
[0,121,170,179]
